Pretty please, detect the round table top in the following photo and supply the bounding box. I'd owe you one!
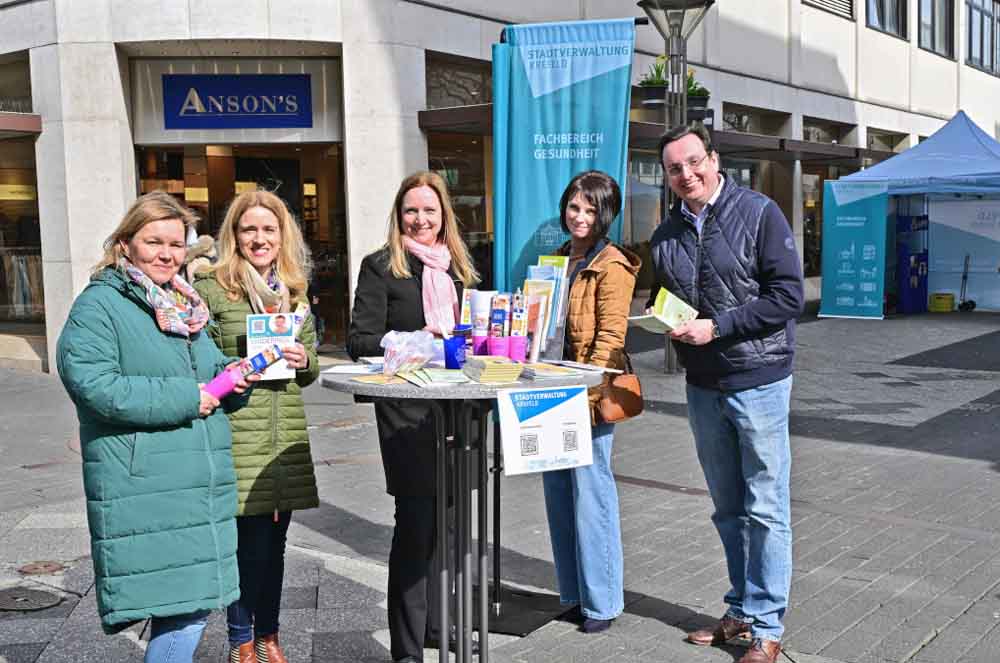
[321,369,604,400]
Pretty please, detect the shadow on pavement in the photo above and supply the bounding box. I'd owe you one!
[293,501,563,593]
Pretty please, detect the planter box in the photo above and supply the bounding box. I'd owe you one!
[687,95,709,110]
[635,85,668,106]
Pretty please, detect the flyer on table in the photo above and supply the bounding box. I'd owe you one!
[497,386,593,475]
[247,313,295,380]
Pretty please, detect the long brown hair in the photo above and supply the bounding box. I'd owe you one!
[91,191,198,275]
[213,190,311,302]
[385,171,479,287]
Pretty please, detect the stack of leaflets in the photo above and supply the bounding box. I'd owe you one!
[520,362,584,380]
[462,356,525,383]
[628,288,699,334]
[350,374,406,385]
[397,368,470,388]
[542,359,614,373]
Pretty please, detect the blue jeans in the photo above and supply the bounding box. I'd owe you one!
[686,376,793,642]
[542,423,624,620]
[228,511,292,646]
[145,610,210,663]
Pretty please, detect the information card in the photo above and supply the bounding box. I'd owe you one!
[246,313,295,380]
[497,386,592,475]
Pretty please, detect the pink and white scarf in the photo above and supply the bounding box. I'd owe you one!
[403,236,458,337]
[120,257,209,337]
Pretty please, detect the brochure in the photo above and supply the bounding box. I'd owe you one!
[627,288,699,334]
[246,313,295,380]
[536,255,569,337]
[351,374,406,385]
[398,368,471,388]
[523,279,556,351]
[322,363,383,375]
[521,362,584,380]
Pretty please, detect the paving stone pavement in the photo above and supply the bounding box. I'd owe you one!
[1,311,1000,663]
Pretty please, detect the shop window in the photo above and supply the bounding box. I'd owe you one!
[802,173,823,278]
[721,103,790,136]
[0,137,44,323]
[427,132,493,287]
[0,54,32,114]
[137,144,349,344]
[868,0,908,38]
[425,51,492,110]
[803,0,854,20]
[803,117,854,145]
[966,0,1000,71]
[867,128,908,152]
[920,0,955,56]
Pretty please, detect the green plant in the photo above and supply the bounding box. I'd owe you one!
[638,55,668,87]
[687,68,710,97]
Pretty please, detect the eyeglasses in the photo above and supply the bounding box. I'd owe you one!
[665,153,711,178]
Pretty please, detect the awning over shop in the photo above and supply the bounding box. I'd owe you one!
[0,112,41,140]
[418,105,893,165]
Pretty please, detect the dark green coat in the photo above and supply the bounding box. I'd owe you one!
[56,268,241,631]
[194,274,320,517]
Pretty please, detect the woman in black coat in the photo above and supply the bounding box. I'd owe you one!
[347,171,479,663]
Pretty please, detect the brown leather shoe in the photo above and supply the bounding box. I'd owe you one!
[738,638,781,663]
[255,634,288,663]
[685,614,752,646]
[229,641,257,663]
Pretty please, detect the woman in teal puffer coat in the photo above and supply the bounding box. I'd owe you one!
[194,189,319,663]
[57,192,256,663]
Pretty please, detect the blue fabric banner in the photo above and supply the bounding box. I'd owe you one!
[492,19,635,290]
[819,181,889,319]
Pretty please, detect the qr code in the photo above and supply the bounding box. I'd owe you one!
[563,430,578,452]
[520,433,539,456]
[251,319,266,334]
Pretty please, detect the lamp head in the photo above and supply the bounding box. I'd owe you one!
[637,0,715,40]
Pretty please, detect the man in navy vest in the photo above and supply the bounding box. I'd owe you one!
[649,123,804,663]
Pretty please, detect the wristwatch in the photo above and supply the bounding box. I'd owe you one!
[710,319,721,340]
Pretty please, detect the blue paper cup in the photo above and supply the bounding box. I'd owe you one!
[443,334,467,369]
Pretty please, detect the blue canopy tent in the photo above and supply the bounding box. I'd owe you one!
[842,111,1000,194]
[820,112,1000,318]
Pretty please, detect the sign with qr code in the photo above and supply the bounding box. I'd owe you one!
[497,386,592,475]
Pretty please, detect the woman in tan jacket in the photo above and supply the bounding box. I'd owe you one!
[543,170,640,634]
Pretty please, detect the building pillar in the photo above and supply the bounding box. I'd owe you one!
[340,0,429,304]
[30,43,136,369]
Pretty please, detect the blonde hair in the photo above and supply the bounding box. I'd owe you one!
[385,171,479,287]
[212,190,312,302]
[92,191,198,275]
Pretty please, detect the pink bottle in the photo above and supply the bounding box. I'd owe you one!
[202,344,284,400]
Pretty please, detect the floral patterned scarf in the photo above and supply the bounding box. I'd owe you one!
[239,262,291,314]
[120,258,210,337]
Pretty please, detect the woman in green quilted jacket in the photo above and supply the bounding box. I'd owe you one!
[57,192,256,663]
[194,189,320,663]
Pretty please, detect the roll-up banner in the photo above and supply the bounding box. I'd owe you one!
[819,181,889,319]
[492,19,635,291]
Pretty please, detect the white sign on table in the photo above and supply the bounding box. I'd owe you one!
[497,386,592,476]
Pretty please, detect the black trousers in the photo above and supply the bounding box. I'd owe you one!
[388,496,445,662]
[227,511,292,645]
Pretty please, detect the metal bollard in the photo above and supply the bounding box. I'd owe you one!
[664,336,682,373]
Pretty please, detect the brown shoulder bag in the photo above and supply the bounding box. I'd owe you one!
[596,351,643,423]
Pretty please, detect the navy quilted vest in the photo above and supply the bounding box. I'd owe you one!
[650,178,796,388]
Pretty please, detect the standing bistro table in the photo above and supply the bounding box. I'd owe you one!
[321,371,604,663]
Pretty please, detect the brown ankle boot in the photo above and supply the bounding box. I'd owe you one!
[255,634,288,663]
[686,614,752,646]
[229,641,257,663]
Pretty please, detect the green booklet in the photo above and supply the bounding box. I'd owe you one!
[628,288,698,334]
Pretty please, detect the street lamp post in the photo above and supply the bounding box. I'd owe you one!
[637,0,715,131]
[637,0,715,373]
